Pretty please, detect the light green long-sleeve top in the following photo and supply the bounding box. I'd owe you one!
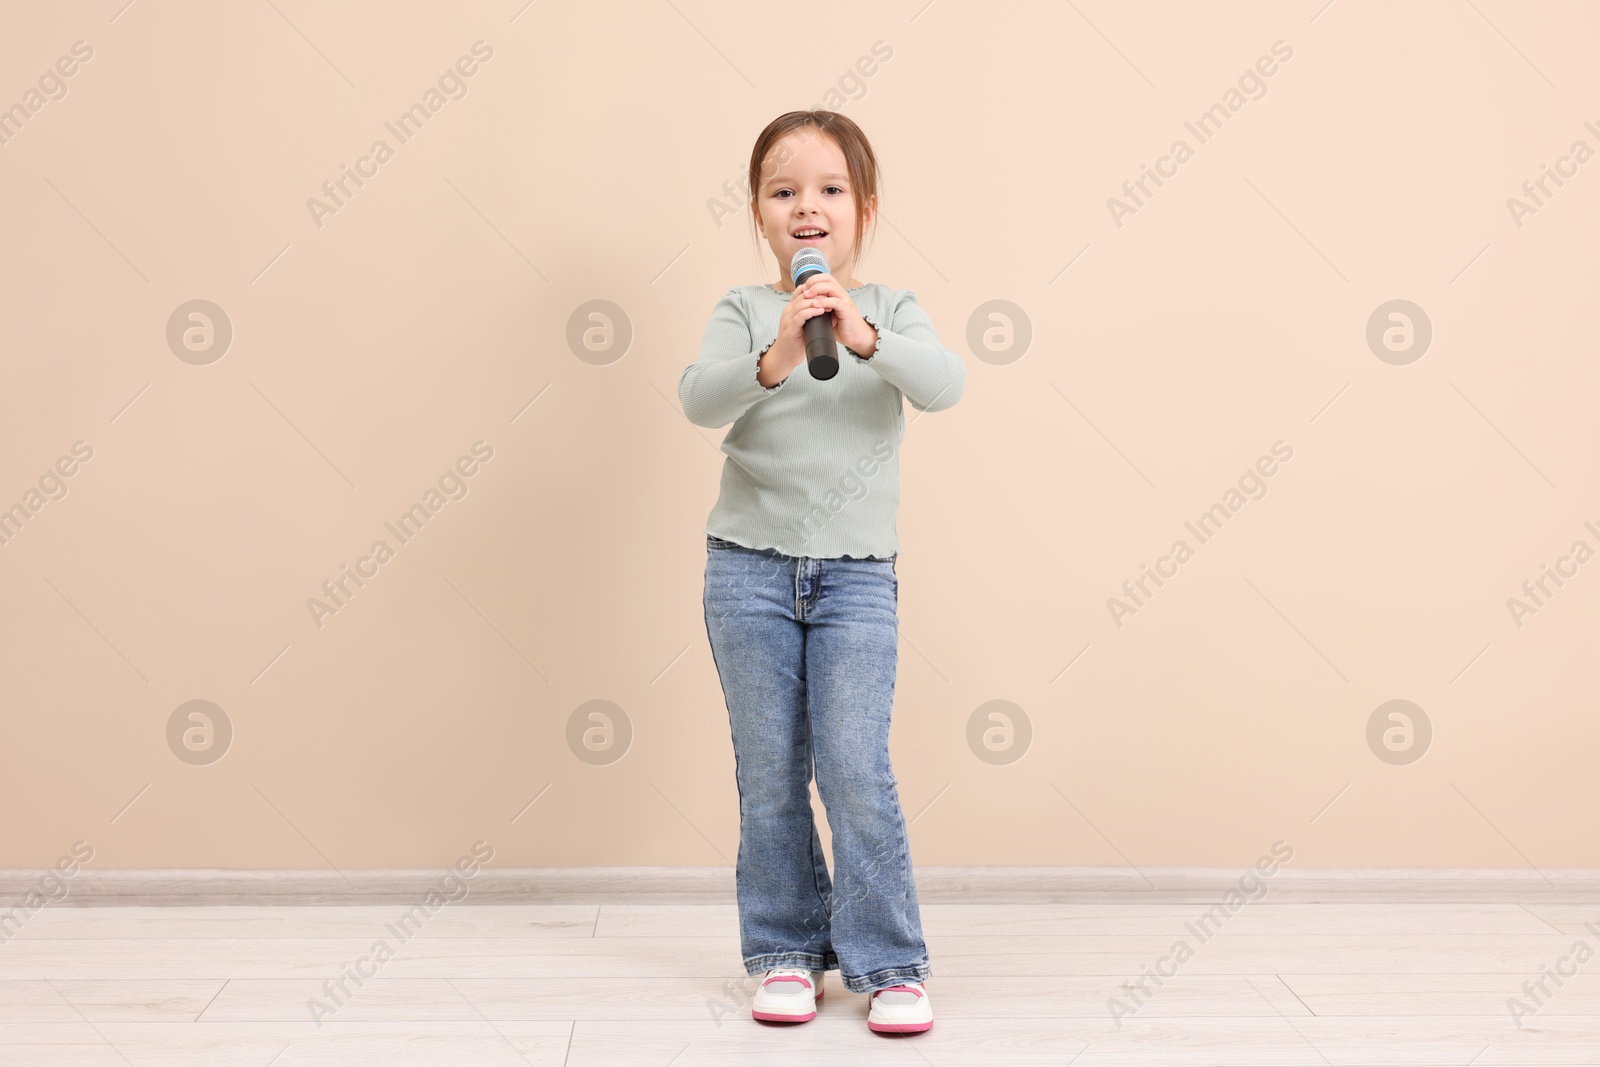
[678,282,966,559]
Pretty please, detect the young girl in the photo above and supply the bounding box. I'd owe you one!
[678,110,965,1035]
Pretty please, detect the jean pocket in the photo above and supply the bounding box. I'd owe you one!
[706,534,741,550]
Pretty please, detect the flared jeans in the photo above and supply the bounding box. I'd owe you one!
[701,534,931,995]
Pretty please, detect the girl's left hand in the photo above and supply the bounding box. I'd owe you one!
[796,274,877,358]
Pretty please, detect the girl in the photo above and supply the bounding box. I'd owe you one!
[678,110,965,1034]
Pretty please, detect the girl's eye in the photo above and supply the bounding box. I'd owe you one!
[775,187,846,198]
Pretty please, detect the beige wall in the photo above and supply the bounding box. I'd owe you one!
[2,1,1596,872]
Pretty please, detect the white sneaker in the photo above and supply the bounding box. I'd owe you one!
[751,967,824,1022]
[867,981,933,1033]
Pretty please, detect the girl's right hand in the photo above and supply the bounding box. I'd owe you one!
[769,284,834,371]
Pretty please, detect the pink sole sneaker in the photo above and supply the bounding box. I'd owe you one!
[751,968,824,1023]
[867,982,933,1033]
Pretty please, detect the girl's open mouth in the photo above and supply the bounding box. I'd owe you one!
[794,230,828,242]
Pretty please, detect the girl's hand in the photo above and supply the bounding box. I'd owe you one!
[768,282,836,373]
[797,274,877,357]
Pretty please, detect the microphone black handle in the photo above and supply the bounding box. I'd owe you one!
[803,310,839,380]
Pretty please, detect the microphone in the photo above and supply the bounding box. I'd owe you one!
[790,248,838,380]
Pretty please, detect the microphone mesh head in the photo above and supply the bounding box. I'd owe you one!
[790,247,830,286]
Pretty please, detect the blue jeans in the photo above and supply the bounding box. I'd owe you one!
[702,534,931,995]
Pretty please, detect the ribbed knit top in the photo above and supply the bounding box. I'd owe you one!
[678,282,966,559]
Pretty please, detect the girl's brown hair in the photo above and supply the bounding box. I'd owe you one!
[747,110,880,280]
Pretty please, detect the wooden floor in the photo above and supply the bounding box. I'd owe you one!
[3,875,1600,1064]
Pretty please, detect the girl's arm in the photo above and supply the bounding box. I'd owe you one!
[678,289,786,428]
[849,290,967,413]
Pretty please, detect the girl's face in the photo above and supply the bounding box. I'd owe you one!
[752,129,874,289]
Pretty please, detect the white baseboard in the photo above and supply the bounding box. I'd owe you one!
[3,866,1598,906]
